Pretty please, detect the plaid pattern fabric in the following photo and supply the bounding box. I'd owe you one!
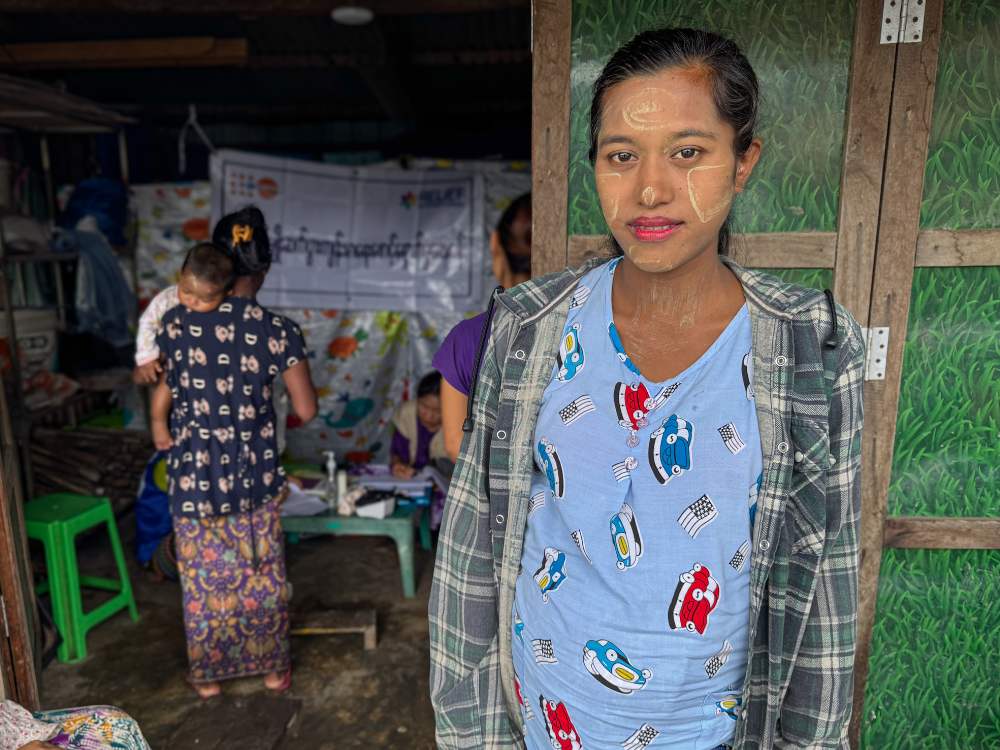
[429,257,865,749]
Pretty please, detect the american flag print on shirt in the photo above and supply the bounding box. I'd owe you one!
[570,529,592,564]
[612,456,639,482]
[705,639,734,678]
[569,285,592,309]
[528,491,546,517]
[621,723,660,749]
[678,494,719,538]
[532,638,558,664]
[559,395,596,426]
[730,540,751,572]
[719,422,746,455]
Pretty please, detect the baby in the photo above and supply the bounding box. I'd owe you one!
[150,242,235,451]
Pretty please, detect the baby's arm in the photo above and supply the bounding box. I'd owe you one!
[133,285,180,384]
[150,379,173,451]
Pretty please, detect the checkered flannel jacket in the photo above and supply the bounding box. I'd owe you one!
[429,257,865,749]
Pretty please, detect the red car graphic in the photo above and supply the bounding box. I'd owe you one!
[539,695,583,750]
[615,381,653,432]
[668,563,720,635]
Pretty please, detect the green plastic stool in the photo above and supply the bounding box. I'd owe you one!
[25,493,139,662]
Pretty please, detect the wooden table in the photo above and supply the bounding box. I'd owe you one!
[281,503,432,598]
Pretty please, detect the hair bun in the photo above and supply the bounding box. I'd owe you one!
[213,206,271,276]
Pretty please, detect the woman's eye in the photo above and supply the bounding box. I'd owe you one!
[676,147,700,159]
[610,152,635,164]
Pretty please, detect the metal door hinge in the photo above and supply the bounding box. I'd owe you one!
[882,0,925,45]
[861,327,890,380]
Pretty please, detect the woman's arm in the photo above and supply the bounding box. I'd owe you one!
[440,379,469,462]
[282,360,318,424]
[150,379,173,450]
[776,314,865,748]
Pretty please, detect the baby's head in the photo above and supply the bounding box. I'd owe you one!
[178,242,235,313]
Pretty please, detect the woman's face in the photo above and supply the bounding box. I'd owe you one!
[417,394,442,432]
[594,65,760,274]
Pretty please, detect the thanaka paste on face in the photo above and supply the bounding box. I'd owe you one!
[686,164,733,223]
[641,186,657,207]
[596,171,623,221]
[620,87,674,131]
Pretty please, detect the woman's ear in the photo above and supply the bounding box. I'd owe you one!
[734,137,763,194]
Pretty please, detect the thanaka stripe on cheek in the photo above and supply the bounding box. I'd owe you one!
[686,164,733,223]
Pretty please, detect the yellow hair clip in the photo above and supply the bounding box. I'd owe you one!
[231,224,253,244]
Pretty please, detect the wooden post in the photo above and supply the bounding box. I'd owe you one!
[530,0,571,276]
[833,0,899,324]
[850,1,944,746]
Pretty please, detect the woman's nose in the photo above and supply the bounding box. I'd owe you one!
[636,164,672,208]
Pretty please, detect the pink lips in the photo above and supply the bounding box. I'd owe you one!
[628,216,684,243]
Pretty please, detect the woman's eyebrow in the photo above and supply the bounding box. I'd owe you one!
[597,134,638,149]
[669,128,718,141]
[598,129,719,150]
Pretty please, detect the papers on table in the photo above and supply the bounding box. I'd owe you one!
[280,482,331,517]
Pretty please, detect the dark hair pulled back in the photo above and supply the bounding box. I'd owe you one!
[588,28,759,256]
[212,206,272,277]
[417,371,442,399]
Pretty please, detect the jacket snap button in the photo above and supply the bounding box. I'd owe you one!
[774,355,788,366]
[496,430,507,440]
[829,455,837,465]
[777,441,789,453]
[759,539,770,552]
[514,349,526,360]
[794,450,804,462]
[495,514,505,525]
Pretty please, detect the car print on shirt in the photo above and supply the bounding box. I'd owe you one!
[582,639,652,695]
[533,547,567,602]
[668,563,720,635]
[716,694,742,720]
[613,381,681,447]
[648,414,693,484]
[742,350,754,400]
[556,323,585,382]
[539,695,583,750]
[749,470,763,530]
[609,502,643,570]
[537,438,566,498]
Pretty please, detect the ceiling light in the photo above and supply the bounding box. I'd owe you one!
[331,6,374,25]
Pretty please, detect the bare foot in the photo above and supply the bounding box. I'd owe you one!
[264,670,291,692]
[192,681,221,699]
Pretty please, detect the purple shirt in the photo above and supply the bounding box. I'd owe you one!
[432,312,488,396]
[391,420,434,469]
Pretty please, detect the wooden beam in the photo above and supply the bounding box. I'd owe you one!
[0,38,248,70]
[915,228,1000,266]
[568,228,1000,270]
[884,517,1000,549]
[568,232,837,269]
[530,0,571,277]
[0,380,39,708]
[833,0,898,324]
[851,2,945,747]
[0,0,528,13]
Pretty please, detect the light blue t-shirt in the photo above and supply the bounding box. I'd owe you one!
[512,259,763,750]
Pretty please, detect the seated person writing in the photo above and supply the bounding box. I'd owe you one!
[389,371,447,480]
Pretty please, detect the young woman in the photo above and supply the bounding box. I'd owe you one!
[390,370,447,480]
[429,28,864,750]
[156,209,318,699]
[434,192,532,461]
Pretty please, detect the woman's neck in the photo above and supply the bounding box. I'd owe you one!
[611,249,741,329]
[231,277,257,299]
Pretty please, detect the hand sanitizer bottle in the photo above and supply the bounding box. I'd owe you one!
[323,450,337,509]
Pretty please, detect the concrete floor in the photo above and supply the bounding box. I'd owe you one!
[38,517,438,748]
